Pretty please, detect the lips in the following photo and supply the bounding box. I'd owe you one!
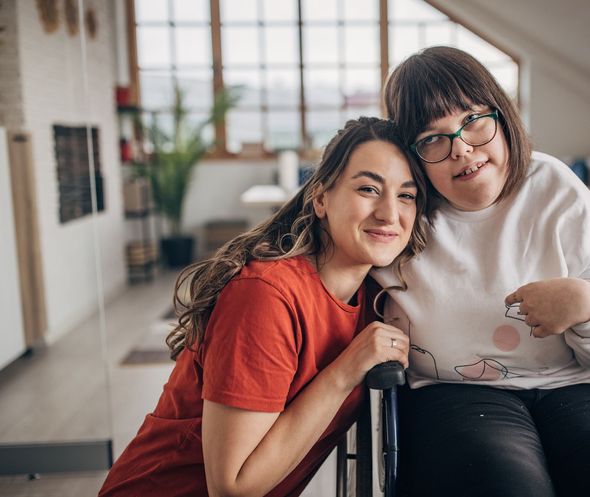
[364,229,399,241]
[454,161,487,178]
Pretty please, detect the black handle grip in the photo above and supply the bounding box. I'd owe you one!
[365,361,405,390]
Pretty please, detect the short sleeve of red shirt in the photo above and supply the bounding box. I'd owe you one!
[201,277,299,412]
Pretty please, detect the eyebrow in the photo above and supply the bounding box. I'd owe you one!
[420,106,486,135]
[351,170,416,188]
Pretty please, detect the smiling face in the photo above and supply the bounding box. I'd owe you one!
[414,105,510,212]
[313,140,418,272]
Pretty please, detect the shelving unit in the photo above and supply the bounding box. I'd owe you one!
[117,103,158,283]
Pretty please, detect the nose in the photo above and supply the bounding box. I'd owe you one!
[375,195,400,225]
[450,135,474,159]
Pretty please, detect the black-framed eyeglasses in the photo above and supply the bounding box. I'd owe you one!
[410,109,499,164]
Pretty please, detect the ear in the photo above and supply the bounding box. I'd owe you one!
[312,188,327,219]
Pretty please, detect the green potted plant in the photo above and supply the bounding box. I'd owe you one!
[144,86,239,267]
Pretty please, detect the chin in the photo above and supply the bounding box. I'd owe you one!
[370,255,398,268]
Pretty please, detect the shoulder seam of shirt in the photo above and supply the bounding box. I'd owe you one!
[226,274,298,317]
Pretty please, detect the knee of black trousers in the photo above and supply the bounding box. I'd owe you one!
[396,384,557,497]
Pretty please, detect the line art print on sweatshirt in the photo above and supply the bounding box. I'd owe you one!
[505,302,535,336]
[386,315,441,380]
[388,303,552,382]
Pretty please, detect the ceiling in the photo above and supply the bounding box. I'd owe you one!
[430,0,590,76]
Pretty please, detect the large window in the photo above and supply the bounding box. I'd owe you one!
[135,0,213,142]
[221,0,300,151]
[133,0,518,156]
[302,0,381,149]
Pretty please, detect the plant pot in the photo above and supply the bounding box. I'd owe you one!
[160,236,194,268]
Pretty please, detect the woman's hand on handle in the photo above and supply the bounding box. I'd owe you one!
[326,320,409,393]
[505,277,590,338]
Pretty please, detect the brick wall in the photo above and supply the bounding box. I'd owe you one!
[0,0,25,128]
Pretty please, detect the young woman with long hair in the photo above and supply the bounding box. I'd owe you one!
[99,117,433,497]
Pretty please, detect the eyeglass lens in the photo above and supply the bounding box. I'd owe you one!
[417,115,497,163]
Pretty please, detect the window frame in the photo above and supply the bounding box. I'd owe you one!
[128,0,520,159]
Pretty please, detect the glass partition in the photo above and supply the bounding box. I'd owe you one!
[0,0,118,493]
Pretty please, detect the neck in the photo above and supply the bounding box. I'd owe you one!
[311,254,369,304]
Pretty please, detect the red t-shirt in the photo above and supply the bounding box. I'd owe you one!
[99,256,374,497]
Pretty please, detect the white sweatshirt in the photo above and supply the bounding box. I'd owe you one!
[372,152,590,389]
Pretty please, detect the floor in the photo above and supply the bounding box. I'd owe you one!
[0,271,177,496]
[0,270,342,496]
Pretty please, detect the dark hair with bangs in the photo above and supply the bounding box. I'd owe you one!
[384,46,531,204]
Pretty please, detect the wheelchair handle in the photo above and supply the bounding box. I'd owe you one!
[366,361,405,390]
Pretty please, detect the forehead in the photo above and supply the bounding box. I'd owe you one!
[424,103,489,132]
[344,140,412,180]
[413,94,474,133]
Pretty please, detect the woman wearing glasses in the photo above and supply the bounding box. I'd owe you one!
[98,118,433,497]
[373,46,590,496]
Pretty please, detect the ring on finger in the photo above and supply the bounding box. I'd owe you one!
[390,338,397,348]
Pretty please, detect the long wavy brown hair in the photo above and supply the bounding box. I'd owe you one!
[167,117,435,360]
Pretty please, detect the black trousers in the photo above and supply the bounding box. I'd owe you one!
[398,383,590,497]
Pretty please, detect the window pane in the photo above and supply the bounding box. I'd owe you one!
[140,71,174,109]
[489,63,519,100]
[144,112,174,145]
[172,0,209,23]
[137,26,171,67]
[222,27,260,65]
[143,112,214,150]
[305,69,342,107]
[175,27,211,66]
[456,27,511,65]
[176,70,212,109]
[425,22,455,47]
[344,0,378,22]
[264,26,298,66]
[303,26,338,65]
[266,111,300,150]
[302,0,337,22]
[389,0,447,22]
[389,24,421,66]
[307,111,341,149]
[187,113,214,143]
[221,0,258,23]
[224,69,262,107]
[345,105,382,121]
[266,69,299,108]
[344,68,380,106]
[344,26,379,65]
[135,0,168,23]
[226,111,263,153]
[263,0,297,22]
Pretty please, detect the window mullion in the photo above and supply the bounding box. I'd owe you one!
[259,0,268,150]
[210,0,227,154]
[297,0,307,149]
[337,0,344,122]
[379,0,389,117]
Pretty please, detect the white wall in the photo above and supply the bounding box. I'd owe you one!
[181,159,279,253]
[0,128,26,369]
[15,0,126,343]
[428,0,590,158]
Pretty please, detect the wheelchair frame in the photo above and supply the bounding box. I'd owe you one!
[336,361,405,497]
